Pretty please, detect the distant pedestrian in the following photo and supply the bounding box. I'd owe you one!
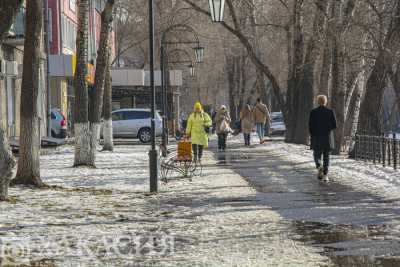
[240,105,254,146]
[186,102,212,163]
[253,98,270,144]
[309,95,337,181]
[211,109,217,134]
[215,105,231,151]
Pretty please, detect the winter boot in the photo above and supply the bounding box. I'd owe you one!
[317,167,324,180]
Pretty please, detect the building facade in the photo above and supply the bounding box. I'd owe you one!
[0,4,29,139]
[48,0,115,131]
[111,69,183,133]
[0,0,115,139]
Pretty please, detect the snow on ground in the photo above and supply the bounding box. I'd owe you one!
[228,134,400,201]
[0,144,331,266]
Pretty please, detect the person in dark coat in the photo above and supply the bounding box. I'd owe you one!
[309,95,337,180]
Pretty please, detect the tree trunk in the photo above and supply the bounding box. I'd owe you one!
[357,2,400,135]
[330,36,346,154]
[0,127,15,200]
[249,0,267,105]
[348,75,364,154]
[225,55,238,122]
[89,0,115,163]
[389,59,400,125]
[285,0,325,144]
[328,0,356,154]
[74,0,93,167]
[102,49,113,151]
[12,0,45,187]
[285,0,304,144]
[0,0,23,199]
[357,53,388,135]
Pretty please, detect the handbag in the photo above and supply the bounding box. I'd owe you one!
[220,119,229,133]
[202,113,210,133]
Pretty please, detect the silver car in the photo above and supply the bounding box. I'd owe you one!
[111,108,163,143]
[269,112,286,135]
[50,108,67,139]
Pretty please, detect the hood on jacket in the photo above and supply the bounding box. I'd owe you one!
[194,102,203,112]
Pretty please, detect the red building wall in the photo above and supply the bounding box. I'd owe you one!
[48,0,115,56]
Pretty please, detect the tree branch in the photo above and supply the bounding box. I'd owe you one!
[181,0,286,112]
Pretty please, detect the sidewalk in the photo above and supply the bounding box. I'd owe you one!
[216,135,400,266]
[0,143,331,266]
[229,136,400,200]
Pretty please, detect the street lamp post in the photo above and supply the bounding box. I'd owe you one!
[208,0,226,22]
[160,24,205,149]
[148,0,158,193]
[160,48,198,152]
[160,46,168,154]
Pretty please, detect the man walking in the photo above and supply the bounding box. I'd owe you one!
[309,95,337,181]
[253,98,270,144]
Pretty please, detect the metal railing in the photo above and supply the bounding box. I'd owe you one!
[354,133,399,170]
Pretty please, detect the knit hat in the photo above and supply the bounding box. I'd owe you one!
[194,102,202,111]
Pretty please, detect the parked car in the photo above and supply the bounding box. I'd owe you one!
[50,109,67,139]
[269,112,286,135]
[110,108,163,143]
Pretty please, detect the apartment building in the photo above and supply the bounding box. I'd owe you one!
[48,0,115,129]
[0,0,114,139]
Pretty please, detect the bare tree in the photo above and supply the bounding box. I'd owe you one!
[357,1,400,135]
[89,0,115,164]
[329,0,357,154]
[12,0,45,187]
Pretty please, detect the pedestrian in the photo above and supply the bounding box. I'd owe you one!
[186,102,212,163]
[211,109,217,134]
[215,105,231,151]
[253,98,270,144]
[309,95,337,181]
[240,104,254,146]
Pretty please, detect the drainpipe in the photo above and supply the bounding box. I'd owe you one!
[44,0,52,137]
[58,0,63,55]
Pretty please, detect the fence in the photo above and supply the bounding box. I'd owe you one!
[354,133,399,170]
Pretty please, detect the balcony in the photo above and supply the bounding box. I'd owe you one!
[5,7,26,46]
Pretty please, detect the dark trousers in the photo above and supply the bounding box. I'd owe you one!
[192,144,204,160]
[218,133,227,150]
[313,149,330,174]
[243,133,251,146]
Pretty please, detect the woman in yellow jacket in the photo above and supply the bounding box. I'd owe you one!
[186,102,212,162]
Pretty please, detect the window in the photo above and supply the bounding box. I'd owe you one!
[95,0,105,12]
[112,112,124,121]
[10,7,25,37]
[52,110,64,120]
[61,15,77,51]
[124,111,150,120]
[272,116,283,123]
[70,0,76,12]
